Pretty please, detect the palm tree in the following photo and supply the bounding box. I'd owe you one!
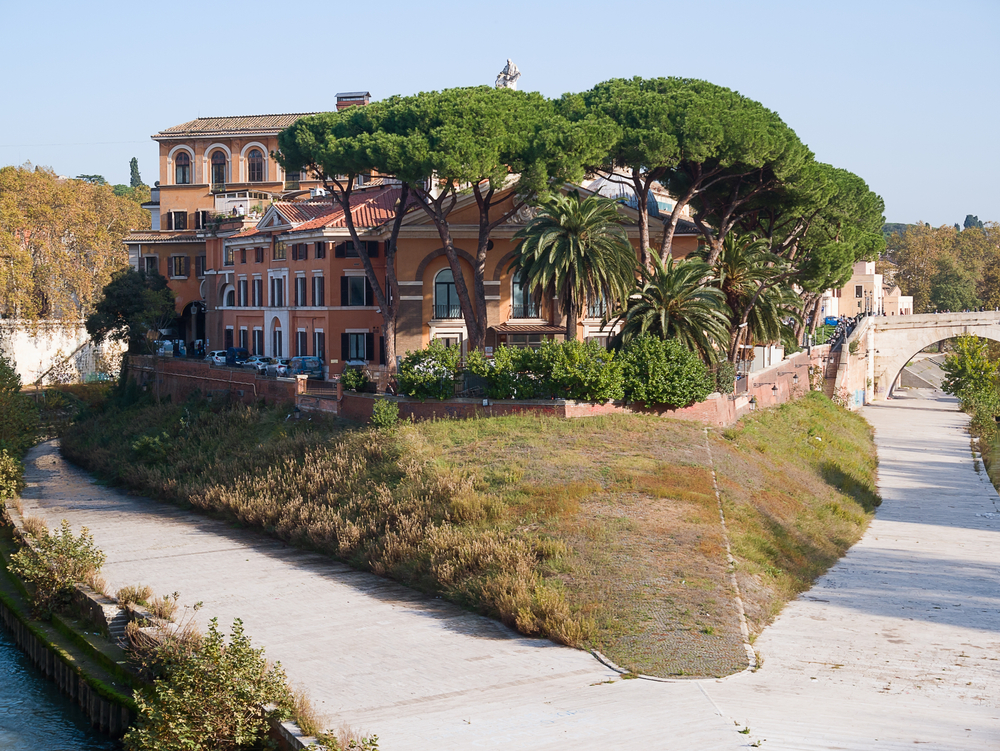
[509,190,637,341]
[695,232,800,362]
[610,255,731,362]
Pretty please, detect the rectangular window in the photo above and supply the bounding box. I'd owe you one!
[341,275,372,306]
[273,329,283,357]
[252,329,264,356]
[170,256,190,277]
[252,278,263,307]
[855,285,863,298]
[315,241,326,259]
[255,247,264,263]
[238,280,248,307]
[270,278,285,307]
[144,257,158,275]
[294,243,308,261]
[173,211,187,230]
[224,248,235,266]
[241,248,247,264]
[273,244,287,261]
[349,333,367,361]
[296,331,308,357]
[239,328,248,350]
[195,255,206,277]
[224,328,234,350]
[335,240,379,259]
[294,277,307,307]
[313,331,325,362]
[312,276,325,306]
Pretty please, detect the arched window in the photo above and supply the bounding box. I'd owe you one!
[174,152,191,185]
[211,151,227,187]
[225,288,235,307]
[248,149,264,183]
[434,269,460,319]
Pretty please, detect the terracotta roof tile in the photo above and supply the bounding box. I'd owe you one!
[294,187,408,232]
[126,230,195,243]
[152,113,317,139]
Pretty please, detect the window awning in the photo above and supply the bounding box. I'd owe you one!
[492,324,567,335]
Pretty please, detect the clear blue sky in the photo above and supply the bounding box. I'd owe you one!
[2,0,996,227]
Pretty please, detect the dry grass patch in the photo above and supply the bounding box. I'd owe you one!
[63,391,877,678]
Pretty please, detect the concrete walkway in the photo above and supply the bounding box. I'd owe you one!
[14,389,1000,749]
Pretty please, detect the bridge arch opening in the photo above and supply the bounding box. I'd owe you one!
[881,333,1000,398]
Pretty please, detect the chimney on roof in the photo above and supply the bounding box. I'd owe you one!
[336,91,371,111]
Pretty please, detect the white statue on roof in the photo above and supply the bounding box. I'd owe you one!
[495,59,521,90]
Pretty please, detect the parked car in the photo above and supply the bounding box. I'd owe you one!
[289,356,324,380]
[243,355,274,373]
[205,350,227,365]
[266,358,291,377]
[823,316,840,326]
[225,347,250,367]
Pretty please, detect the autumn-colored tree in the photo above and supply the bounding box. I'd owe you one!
[0,165,149,321]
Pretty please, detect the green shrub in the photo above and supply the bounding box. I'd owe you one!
[123,617,292,751]
[397,340,461,400]
[371,399,399,430]
[0,450,24,500]
[9,519,106,617]
[715,361,737,395]
[132,432,172,464]
[0,355,39,455]
[620,336,713,407]
[536,339,624,402]
[466,346,544,400]
[339,367,369,392]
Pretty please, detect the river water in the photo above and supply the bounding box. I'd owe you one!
[0,625,120,750]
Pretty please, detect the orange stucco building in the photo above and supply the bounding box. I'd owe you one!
[128,103,701,376]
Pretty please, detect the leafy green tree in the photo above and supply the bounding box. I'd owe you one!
[130,157,143,188]
[277,104,412,371]
[941,334,1000,438]
[620,335,714,406]
[964,214,983,230]
[610,254,730,362]
[0,165,149,320]
[75,174,107,185]
[123,618,292,751]
[9,519,105,617]
[86,268,176,352]
[369,86,610,350]
[930,255,979,312]
[509,191,636,341]
[0,354,38,455]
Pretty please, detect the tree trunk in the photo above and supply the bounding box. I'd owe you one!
[564,292,577,342]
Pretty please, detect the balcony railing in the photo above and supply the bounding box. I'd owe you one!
[586,300,610,318]
[434,304,463,319]
[211,182,227,194]
[510,302,540,319]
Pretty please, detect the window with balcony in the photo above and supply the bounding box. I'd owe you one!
[248,149,264,183]
[510,278,538,319]
[211,151,227,188]
[174,152,191,185]
[434,269,461,319]
[586,295,609,319]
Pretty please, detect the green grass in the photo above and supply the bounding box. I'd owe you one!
[60,389,878,677]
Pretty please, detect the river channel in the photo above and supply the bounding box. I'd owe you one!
[0,625,119,750]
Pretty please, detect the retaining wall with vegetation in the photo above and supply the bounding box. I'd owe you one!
[130,346,831,428]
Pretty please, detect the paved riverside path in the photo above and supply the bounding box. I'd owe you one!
[14,389,1000,749]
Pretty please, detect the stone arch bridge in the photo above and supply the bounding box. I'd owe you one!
[836,311,1000,405]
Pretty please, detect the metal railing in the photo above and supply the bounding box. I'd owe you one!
[434,304,462,319]
[510,302,540,319]
[586,300,609,318]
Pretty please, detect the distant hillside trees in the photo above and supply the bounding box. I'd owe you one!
[0,164,149,321]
